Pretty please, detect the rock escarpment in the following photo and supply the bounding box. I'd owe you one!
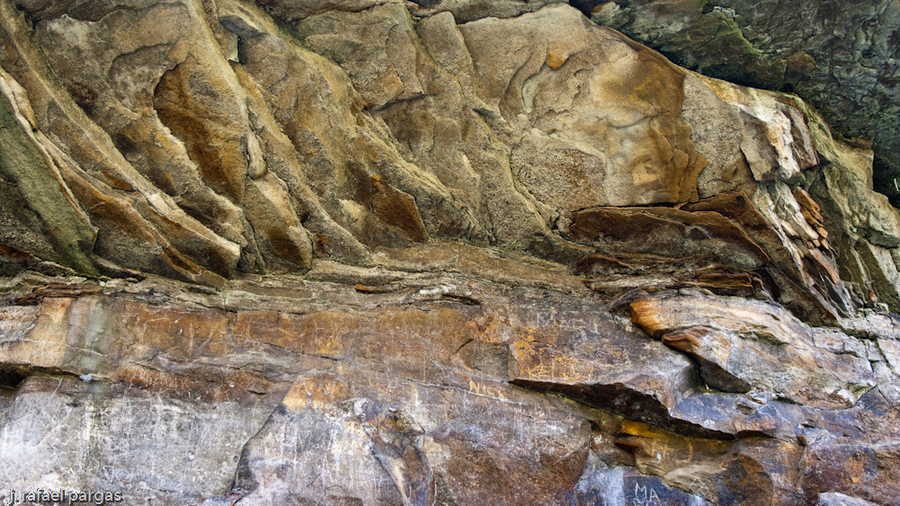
[0,1,899,505]
[582,0,900,207]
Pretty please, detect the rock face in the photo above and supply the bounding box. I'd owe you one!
[0,1,899,505]
[583,0,900,207]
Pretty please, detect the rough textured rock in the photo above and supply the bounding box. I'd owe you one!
[816,492,882,506]
[2,263,894,505]
[630,293,875,408]
[584,0,900,207]
[0,1,899,505]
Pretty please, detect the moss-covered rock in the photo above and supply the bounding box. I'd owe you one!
[0,91,97,276]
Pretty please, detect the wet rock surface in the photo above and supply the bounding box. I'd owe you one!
[0,1,898,505]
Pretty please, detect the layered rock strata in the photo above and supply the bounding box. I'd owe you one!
[0,1,899,505]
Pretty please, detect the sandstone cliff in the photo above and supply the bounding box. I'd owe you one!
[583,0,900,208]
[0,1,899,505]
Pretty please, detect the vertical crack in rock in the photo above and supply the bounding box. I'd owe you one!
[353,399,435,506]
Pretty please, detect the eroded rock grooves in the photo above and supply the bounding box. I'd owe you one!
[584,0,900,209]
[0,1,898,505]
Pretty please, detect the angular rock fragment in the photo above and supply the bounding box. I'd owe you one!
[631,293,875,408]
[682,73,858,322]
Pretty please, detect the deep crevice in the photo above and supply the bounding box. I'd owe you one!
[510,378,737,441]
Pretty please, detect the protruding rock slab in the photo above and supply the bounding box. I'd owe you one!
[631,293,875,408]
[504,304,746,439]
[614,417,806,505]
[570,206,769,270]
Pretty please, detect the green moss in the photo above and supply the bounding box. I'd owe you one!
[679,11,785,89]
[0,94,98,276]
[714,15,761,56]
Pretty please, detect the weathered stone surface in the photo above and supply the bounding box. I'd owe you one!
[0,1,899,505]
[1,375,275,506]
[0,0,894,321]
[575,466,713,506]
[0,271,599,504]
[0,264,896,504]
[455,6,706,208]
[816,492,882,506]
[631,293,875,409]
[799,443,900,506]
[0,71,97,276]
[586,0,900,207]
[0,259,896,504]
